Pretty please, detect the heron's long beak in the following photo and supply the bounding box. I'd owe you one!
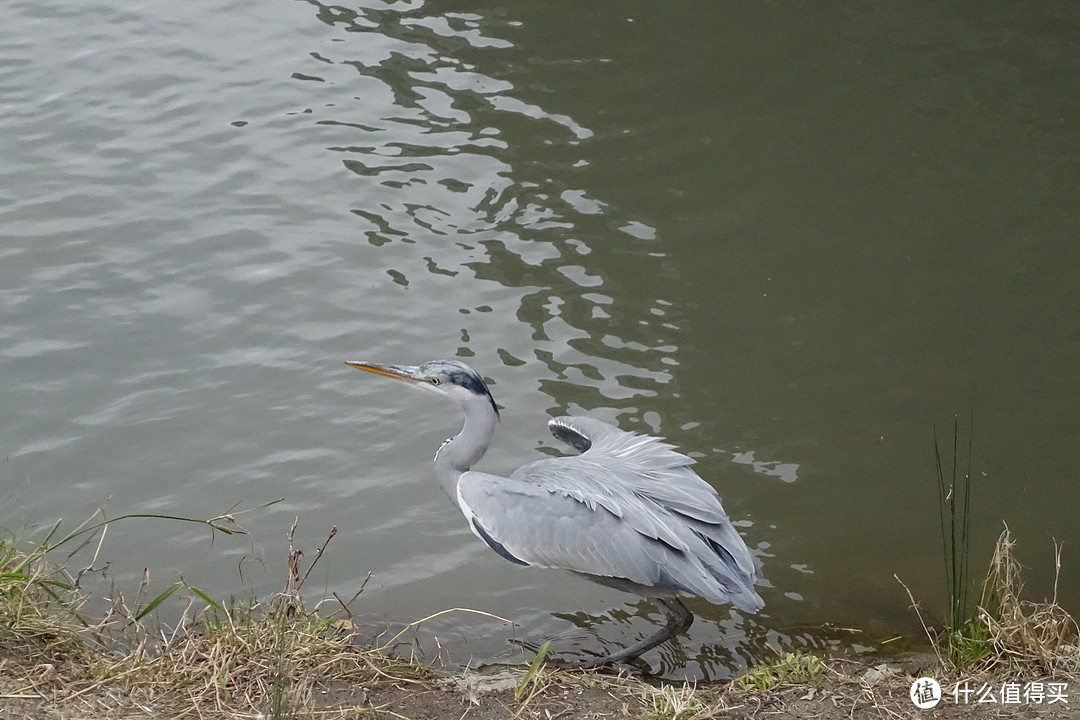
[344,361,422,384]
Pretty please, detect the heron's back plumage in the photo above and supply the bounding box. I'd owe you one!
[455,416,764,614]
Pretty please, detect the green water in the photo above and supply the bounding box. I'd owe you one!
[1,0,1077,678]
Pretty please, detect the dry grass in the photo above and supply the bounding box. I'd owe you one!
[0,535,102,691]
[3,513,1078,720]
[898,521,1080,681]
[976,525,1080,677]
[0,519,427,719]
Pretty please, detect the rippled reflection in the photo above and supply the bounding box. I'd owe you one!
[298,1,681,425]
[13,0,1072,684]
[0,0,802,680]
[287,1,779,677]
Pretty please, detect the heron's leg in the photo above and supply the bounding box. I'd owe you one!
[582,597,694,669]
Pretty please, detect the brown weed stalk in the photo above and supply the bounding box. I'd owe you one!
[978,526,1080,677]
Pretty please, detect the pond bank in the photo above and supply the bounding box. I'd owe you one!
[2,528,1077,719]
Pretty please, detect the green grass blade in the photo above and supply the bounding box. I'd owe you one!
[516,641,551,700]
[933,425,952,624]
[189,586,225,613]
[134,580,184,621]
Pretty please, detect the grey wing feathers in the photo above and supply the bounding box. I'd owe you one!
[549,417,735,525]
[459,471,686,588]
[455,417,764,613]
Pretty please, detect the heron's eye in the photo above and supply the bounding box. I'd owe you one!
[429,377,440,386]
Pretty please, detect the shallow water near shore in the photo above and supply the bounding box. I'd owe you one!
[2,1,1078,679]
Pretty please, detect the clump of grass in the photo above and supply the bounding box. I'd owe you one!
[79,518,412,718]
[100,593,374,717]
[0,534,100,685]
[644,681,712,720]
[912,408,1080,676]
[0,508,420,719]
[735,650,822,692]
[977,526,1080,677]
[1,501,260,690]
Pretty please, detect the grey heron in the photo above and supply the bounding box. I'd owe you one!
[345,358,763,667]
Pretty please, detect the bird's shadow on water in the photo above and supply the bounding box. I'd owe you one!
[526,603,884,681]
[513,600,762,680]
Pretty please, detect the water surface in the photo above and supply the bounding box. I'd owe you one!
[2,0,1078,678]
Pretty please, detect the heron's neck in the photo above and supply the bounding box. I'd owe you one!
[434,395,499,499]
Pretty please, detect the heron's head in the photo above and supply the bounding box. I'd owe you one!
[345,358,499,418]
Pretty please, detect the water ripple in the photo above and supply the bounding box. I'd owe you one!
[0,0,789,679]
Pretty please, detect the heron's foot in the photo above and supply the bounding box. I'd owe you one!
[577,652,652,673]
[578,597,694,670]
[515,598,694,670]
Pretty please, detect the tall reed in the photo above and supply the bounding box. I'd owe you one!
[933,405,989,666]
